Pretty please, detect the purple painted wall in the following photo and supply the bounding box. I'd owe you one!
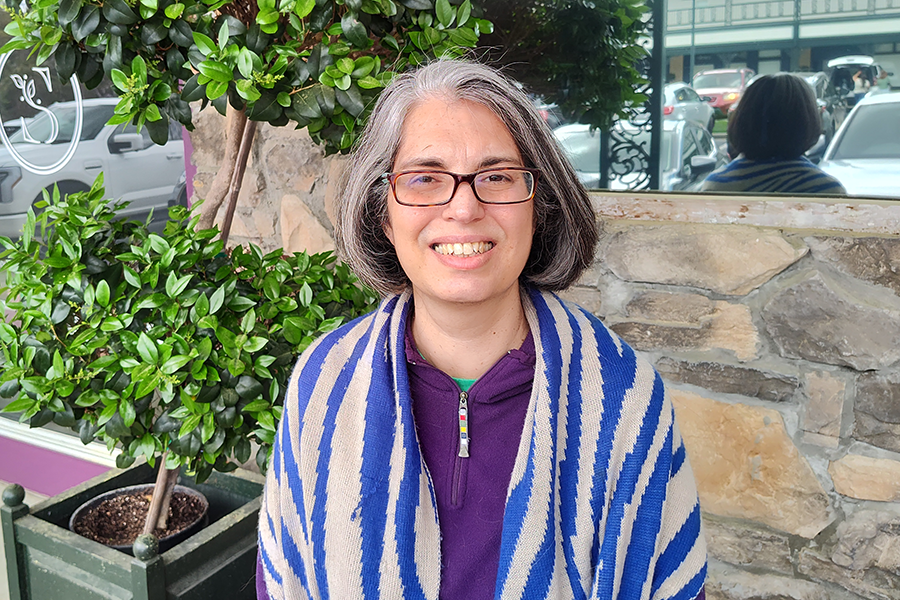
[0,435,109,497]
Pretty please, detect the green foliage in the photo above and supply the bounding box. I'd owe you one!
[480,0,649,130]
[1,0,490,152]
[0,175,378,480]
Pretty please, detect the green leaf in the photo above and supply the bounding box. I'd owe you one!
[241,398,268,412]
[356,75,381,90]
[72,4,100,41]
[335,85,365,117]
[235,79,261,103]
[137,332,159,365]
[209,286,226,314]
[111,68,130,92]
[457,0,471,26]
[165,272,193,298]
[256,9,279,25]
[133,56,147,89]
[145,104,162,122]
[294,0,314,18]
[236,375,264,399]
[58,0,83,26]
[341,13,369,48]
[123,265,141,288]
[435,0,454,27]
[121,399,136,427]
[237,48,255,79]
[161,355,192,374]
[218,21,229,52]
[192,32,218,56]
[164,2,185,18]
[336,57,354,75]
[95,280,110,307]
[198,60,233,83]
[1,396,38,414]
[206,80,228,100]
[103,0,139,24]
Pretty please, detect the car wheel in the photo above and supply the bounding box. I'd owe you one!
[32,182,91,211]
[707,115,716,132]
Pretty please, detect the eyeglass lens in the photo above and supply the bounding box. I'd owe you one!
[393,169,535,206]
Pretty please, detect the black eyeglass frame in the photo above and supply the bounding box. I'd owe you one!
[380,167,541,207]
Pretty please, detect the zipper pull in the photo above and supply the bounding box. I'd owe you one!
[458,391,470,458]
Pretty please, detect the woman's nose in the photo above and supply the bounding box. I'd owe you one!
[443,180,483,221]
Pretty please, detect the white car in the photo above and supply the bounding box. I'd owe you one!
[664,83,717,132]
[0,97,185,238]
[818,92,900,198]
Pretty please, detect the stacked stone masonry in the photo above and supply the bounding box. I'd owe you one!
[190,123,900,600]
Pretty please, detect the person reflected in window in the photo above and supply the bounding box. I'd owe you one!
[701,73,846,194]
[257,59,707,600]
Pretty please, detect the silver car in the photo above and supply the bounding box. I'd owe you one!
[664,83,717,132]
[0,98,184,238]
[818,92,900,198]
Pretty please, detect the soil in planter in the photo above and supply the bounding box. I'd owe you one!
[72,490,205,547]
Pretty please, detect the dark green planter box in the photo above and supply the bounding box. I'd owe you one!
[2,462,264,600]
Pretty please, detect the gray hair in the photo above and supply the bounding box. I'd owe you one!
[334,59,598,296]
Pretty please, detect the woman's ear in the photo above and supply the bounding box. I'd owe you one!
[383,218,395,245]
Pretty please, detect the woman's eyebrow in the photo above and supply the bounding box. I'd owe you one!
[395,156,523,171]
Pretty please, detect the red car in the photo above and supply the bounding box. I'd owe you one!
[692,68,756,117]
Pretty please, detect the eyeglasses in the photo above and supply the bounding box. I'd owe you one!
[381,167,540,207]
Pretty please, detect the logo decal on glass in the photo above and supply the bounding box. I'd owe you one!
[0,50,83,175]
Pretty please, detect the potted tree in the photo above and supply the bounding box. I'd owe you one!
[0,177,378,598]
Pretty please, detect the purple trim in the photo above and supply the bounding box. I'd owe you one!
[0,434,109,496]
[182,126,196,207]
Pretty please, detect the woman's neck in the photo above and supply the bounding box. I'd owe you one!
[410,288,530,380]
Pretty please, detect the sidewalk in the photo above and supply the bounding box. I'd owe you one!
[0,482,46,600]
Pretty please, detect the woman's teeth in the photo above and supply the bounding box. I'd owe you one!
[432,241,493,257]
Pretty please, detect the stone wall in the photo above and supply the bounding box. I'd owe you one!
[564,194,900,600]
[187,110,343,256]
[189,123,900,598]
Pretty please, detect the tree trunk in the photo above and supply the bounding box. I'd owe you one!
[143,454,179,535]
[196,106,258,246]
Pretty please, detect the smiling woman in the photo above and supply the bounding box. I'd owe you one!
[257,59,707,600]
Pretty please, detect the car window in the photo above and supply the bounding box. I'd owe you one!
[683,88,700,102]
[7,104,115,144]
[831,104,900,160]
[681,127,699,170]
[693,127,715,156]
[693,73,742,88]
[675,89,688,102]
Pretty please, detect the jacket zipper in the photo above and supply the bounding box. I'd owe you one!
[452,390,469,507]
[458,391,469,458]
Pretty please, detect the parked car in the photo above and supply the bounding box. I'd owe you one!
[664,83,717,131]
[0,97,184,238]
[796,71,847,142]
[826,55,895,106]
[692,67,756,117]
[817,92,900,198]
[553,119,724,191]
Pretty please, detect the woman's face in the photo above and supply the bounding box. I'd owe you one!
[383,98,534,309]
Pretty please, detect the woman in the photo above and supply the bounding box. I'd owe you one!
[702,73,846,195]
[258,59,706,600]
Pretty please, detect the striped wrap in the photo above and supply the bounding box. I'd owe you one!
[700,156,846,194]
[259,288,707,600]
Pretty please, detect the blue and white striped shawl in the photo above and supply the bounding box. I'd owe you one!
[259,288,707,600]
